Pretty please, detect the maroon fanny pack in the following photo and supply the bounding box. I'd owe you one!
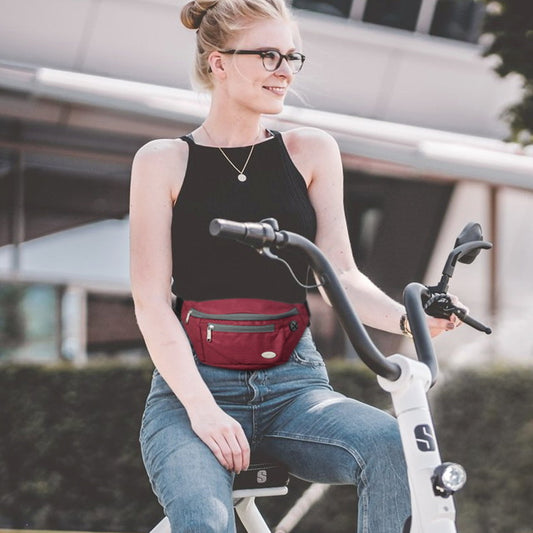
[180,298,310,370]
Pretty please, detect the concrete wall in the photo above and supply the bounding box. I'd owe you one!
[0,0,523,139]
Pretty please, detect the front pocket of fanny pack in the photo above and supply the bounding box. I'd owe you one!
[204,323,285,365]
[200,320,293,367]
[185,308,301,368]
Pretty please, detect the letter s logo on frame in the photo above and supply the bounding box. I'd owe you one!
[414,424,436,452]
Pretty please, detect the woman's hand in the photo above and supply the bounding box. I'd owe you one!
[189,405,250,474]
[426,294,468,338]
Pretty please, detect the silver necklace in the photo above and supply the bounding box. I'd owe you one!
[201,124,259,183]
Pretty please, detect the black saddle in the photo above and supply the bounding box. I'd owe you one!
[233,452,290,491]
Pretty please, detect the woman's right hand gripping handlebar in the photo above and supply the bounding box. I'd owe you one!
[129,139,250,475]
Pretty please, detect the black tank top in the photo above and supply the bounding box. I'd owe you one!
[171,130,317,303]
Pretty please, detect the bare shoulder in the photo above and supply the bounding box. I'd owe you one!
[280,127,341,185]
[131,138,189,199]
[282,127,338,153]
[133,137,188,163]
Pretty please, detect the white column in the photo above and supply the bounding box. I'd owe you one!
[61,285,88,365]
[415,0,440,33]
[349,0,369,20]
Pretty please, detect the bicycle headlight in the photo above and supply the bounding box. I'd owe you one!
[432,462,467,497]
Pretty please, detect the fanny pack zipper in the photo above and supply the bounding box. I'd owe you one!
[186,307,298,324]
[207,323,275,342]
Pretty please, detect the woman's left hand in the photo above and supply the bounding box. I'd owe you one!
[426,294,468,338]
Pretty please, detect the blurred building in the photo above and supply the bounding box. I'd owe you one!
[0,0,532,365]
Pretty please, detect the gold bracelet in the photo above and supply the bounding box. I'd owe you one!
[400,314,413,339]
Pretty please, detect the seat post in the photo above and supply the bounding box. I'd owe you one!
[234,496,273,533]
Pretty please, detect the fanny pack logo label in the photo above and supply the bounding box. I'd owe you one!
[261,351,277,359]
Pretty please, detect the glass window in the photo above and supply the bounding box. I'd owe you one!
[429,0,486,43]
[292,0,353,18]
[0,283,60,362]
[363,0,423,31]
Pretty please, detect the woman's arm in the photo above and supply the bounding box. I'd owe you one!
[285,128,456,337]
[129,139,249,472]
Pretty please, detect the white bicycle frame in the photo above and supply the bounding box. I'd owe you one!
[148,219,491,533]
[379,354,458,533]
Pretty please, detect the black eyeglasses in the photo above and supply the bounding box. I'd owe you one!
[219,49,306,74]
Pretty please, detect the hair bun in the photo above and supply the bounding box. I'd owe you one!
[181,0,218,30]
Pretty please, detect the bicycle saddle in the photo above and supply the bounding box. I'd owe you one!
[233,452,290,491]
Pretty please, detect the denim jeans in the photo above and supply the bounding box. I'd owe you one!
[140,328,410,533]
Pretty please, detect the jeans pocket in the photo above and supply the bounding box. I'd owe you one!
[291,349,325,367]
[290,330,325,367]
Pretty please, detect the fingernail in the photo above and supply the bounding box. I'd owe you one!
[447,322,455,330]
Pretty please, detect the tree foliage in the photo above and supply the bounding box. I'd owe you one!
[482,0,533,143]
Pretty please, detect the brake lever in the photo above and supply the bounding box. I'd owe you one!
[423,291,492,335]
[452,307,492,335]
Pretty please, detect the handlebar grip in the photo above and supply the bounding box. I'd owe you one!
[454,308,492,335]
[209,218,281,247]
[209,218,247,239]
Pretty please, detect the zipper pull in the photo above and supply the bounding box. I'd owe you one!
[207,324,214,342]
[185,310,192,323]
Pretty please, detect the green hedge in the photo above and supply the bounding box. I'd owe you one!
[0,361,532,533]
[0,363,158,531]
[432,367,533,533]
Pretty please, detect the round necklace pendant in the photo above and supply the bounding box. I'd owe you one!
[237,173,247,182]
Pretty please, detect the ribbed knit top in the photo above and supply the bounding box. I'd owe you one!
[170,130,317,303]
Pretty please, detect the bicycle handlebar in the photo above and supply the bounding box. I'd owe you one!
[210,218,493,385]
[211,217,497,384]
[210,218,413,381]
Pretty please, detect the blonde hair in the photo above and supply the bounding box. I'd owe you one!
[181,0,294,90]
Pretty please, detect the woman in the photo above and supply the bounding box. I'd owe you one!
[130,1,460,531]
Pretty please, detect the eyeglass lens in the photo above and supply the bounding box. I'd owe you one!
[262,51,304,73]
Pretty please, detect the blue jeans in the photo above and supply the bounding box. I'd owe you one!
[140,328,410,532]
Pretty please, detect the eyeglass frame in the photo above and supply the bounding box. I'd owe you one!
[218,49,306,73]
